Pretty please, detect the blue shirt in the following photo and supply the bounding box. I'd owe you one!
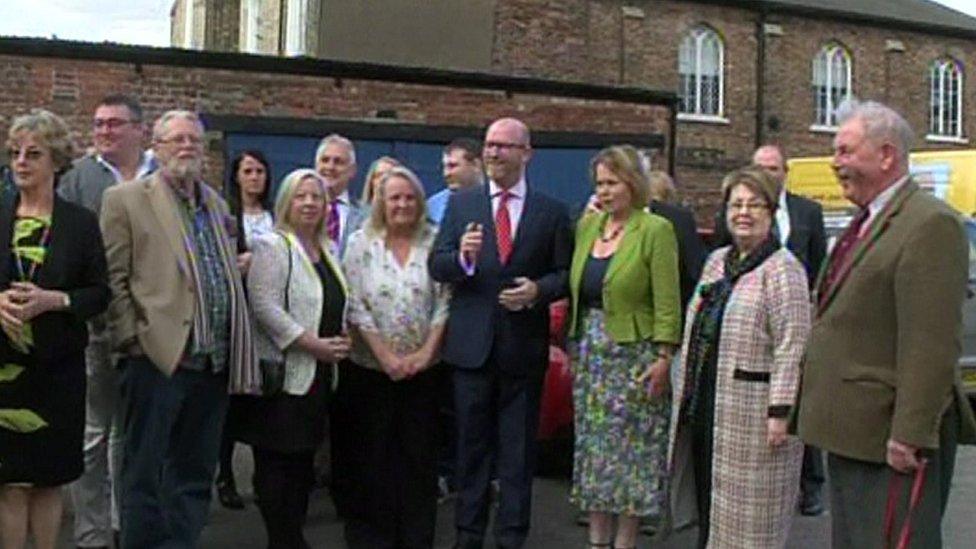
[427,188,452,225]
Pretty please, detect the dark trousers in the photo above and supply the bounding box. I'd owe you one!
[436,363,457,485]
[343,366,439,549]
[827,406,959,549]
[252,448,314,549]
[328,361,358,518]
[118,356,227,549]
[453,362,543,549]
[800,445,825,498]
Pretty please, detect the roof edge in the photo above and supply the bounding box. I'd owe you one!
[0,36,678,107]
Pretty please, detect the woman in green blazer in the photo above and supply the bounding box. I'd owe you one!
[568,145,681,549]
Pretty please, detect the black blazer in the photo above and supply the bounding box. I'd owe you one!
[713,192,827,288]
[650,200,706,311]
[0,196,109,371]
[428,184,572,374]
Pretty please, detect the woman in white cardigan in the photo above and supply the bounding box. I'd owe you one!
[242,168,350,549]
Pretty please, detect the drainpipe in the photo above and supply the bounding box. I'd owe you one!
[755,8,767,148]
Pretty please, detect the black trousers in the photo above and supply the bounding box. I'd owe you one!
[453,362,544,549]
[800,445,825,498]
[252,447,315,549]
[343,366,440,549]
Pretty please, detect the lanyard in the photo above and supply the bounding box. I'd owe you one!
[14,219,52,283]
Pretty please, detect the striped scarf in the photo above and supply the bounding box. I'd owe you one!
[174,182,261,395]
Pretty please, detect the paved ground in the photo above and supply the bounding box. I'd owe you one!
[51,446,974,548]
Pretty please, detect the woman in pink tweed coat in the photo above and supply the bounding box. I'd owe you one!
[669,167,811,549]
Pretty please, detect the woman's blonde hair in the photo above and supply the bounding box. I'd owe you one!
[647,170,678,204]
[589,145,650,208]
[273,168,331,248]
[360,156,401,204]
[367,166,429,239]
[7,109,75,174]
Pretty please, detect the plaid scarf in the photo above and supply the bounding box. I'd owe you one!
[681,236,780,424]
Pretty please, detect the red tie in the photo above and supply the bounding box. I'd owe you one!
[495,191,513,265]
[818,208,869,308]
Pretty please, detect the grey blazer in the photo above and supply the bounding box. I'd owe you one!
[247,231,347,395]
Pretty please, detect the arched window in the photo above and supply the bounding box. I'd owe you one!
[678,26,723,117]
[929,59,963,138]
[812,44,852,127]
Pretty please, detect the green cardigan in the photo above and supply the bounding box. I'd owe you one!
[569,209,681,344]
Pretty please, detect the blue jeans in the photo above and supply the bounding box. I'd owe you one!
[118,356,227,549]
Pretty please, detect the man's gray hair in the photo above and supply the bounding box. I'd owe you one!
[315,133,356,166]
[152,110,203,141]
[835,99,914,163]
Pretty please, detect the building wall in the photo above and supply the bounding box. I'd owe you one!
[317,0,495,70]
[0,51,670,189]
[486,0,976,224]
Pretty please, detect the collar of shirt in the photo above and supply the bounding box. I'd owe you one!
[96,150,156,183]
[776,188,791,245]
[488,177,526,200]
[333,189,350,206]
[862,174,910,236]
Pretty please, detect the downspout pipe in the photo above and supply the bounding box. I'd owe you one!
[755,8,767,148]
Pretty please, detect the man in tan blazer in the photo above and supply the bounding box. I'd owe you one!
[796,100,976,548]
[100,110,257,548]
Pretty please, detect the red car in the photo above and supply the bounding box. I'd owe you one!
[537,299,574,476]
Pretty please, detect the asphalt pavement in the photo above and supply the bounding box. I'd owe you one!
[51,445,974,548]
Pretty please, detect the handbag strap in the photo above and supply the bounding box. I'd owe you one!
[276,230,293,313]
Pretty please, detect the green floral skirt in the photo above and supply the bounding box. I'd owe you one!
[569,308,670,517]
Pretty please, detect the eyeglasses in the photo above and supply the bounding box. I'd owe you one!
[728,201,769,212]
[93,118,137,130]
[484,140,528,152]
[7,148,45,162]
[156,134,203,146]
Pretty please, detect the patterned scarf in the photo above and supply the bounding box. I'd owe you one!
[681,236,780,423]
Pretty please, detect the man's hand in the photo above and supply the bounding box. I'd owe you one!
[498,277,538,311]
[767,418,789,447]
[460,222,483,265]
[886,439,920,473]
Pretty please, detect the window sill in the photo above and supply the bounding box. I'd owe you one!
[809,124,838,134]
[677,113,730,125]
[925,134,968,145]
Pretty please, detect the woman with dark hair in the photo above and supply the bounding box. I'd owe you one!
[215,149,274,509]
[0,109,109,549]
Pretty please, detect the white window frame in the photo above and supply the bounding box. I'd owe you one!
[183,0,196,49]
[928,59,965,141]
[811,44,852,129]
[285,0,307,56]
[241,0,261,54]
[677,26,725,121]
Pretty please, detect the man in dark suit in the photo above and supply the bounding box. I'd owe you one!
[649,199,705,314]
[796,100,975,548]
[429,118,572,549]
[713,144,828,515]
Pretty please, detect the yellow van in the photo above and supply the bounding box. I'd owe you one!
[787,151,976,403]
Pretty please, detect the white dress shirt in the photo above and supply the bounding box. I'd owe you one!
[860,175,910,237]
[776,189,791,246]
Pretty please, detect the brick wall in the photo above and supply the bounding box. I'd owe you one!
[0,51,671,190]
[489,0,976,225]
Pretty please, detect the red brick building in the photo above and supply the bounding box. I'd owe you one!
[5,0,976,223]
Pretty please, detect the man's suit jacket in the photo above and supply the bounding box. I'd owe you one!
[428,184,572,375]
[0,196,109,371]
[338,199,367,258]
[714,192,827,287]
[101,173,257,386]
[650,200,706,310]
[796,181,975,462]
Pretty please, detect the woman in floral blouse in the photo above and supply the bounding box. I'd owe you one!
[342,165,450,548]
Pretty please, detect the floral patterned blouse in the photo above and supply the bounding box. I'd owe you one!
[343,223,450,371]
